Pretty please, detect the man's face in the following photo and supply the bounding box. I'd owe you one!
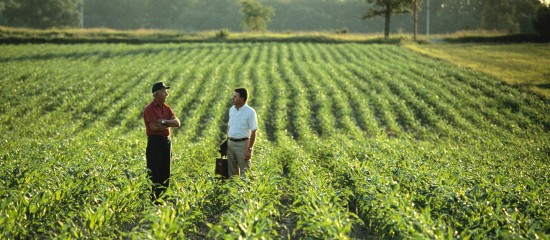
[155,89,169,103]
[232,91,243,106]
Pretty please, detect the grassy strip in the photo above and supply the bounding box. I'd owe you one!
[443,34,548,43]
[0,26,401,44]
[404,42,550,98]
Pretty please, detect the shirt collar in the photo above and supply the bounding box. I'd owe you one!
[236,103,248,111]
[152,99,165,107]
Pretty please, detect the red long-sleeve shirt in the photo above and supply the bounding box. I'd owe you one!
[143,100,175,137]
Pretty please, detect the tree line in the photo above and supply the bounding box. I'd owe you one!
[0,0,548,37]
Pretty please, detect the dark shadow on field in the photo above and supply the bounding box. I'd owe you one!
[262,114,277,143]
[350,222,378,240]
[0,44,252,63]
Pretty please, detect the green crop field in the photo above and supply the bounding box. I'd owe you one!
[1,43,548,239]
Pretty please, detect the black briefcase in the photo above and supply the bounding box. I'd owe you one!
[215,158,228,178]
[215,139,229,178]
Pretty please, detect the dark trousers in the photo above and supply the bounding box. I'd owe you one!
[146,136,171,200]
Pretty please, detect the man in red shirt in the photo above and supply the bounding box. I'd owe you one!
[143,82,180,201]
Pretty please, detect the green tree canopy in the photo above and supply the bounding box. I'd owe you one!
[239,0,275,31]
[0,0,543,35]
[425,0,541,34]
[533,3,550,39]
[481,0,519,33]
[3,0,80,29]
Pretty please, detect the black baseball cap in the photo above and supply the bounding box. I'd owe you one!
[152,82,170,93]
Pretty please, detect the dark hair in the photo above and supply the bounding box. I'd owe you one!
[234,88,248,102]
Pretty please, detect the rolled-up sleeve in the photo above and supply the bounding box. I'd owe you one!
[248,109,258,131]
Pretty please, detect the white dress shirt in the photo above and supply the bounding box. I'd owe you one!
[228,103,258,139]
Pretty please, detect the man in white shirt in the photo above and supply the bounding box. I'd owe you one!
[227,88,258,178]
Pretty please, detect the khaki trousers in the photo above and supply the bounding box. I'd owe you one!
[227,140,250,178]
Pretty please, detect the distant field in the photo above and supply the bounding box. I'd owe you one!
[0,43,548,239]
[406,42,550,98]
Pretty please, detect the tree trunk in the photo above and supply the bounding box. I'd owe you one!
[413,0,417,41]
[384,9,391,39]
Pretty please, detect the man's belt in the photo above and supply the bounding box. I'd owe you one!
[229,137,248,142]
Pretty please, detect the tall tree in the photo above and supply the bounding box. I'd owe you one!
[425,0,482,33]
[0,0,6,25]
[239,0,275,31]
[512,0,541,33]
[363,0,413,39]
[84,0,151,29]
[533,3,550,39]
[412,0,423,40]
[3,0,80,29]
[480,0,519,33]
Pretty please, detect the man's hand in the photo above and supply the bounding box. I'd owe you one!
[154,117,181,128]
[245,130,257,161]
